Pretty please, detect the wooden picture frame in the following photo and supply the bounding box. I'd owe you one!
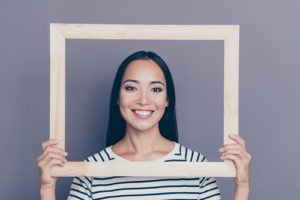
[49,23,239,177]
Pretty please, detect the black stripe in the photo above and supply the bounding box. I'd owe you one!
[201,192,221,200]
[202,179,217,187]
[69,188,91,198]
[165,159,187,162]
[196,152,201,162]
[72,182,90,191]
[199,177,206,185]
[104,148,114,160]
[75,176,92,185]
[175,144,182,156]
[199,186,219,195]
[190,150,194,161]
[184,146,188,160]
[201,156,206,162]
[92,154,97,161]
[68,194,85,200]
[93,176,124,181]
[98,152,105,161]
[95,191,201,200]
[92,177,199,187]
[93,184,199,195]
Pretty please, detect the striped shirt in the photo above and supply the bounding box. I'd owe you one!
[68,143,221,200]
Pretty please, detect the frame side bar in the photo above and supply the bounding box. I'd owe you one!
[50,24,66,150]
[224,27,239,143]
[223,26,239,175]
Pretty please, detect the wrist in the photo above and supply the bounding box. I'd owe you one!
[235,183,250,195]
[234,182,249,200]
[40,184,56,200]
[235,184,249,191]
[40,182,56,191]
[235,179,250,189]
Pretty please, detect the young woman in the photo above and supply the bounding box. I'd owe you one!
[38,51,251,199]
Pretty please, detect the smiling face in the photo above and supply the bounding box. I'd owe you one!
[118,59,169,134]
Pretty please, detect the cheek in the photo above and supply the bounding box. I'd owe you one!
[155,97,168,108]
[118,93,138,110]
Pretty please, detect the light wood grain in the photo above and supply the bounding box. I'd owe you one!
[50,24,65,149]
[49,23,239,177]
[224,26,239,144]
[51,23,238,40]
[51,162,236,177]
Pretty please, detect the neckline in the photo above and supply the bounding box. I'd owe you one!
[108,142,178,162]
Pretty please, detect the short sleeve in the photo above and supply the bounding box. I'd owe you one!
[198,156,221,200]
[67,176,93,200]
[199,176,221,199]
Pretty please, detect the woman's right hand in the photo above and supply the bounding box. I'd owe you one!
[37,139,68,189]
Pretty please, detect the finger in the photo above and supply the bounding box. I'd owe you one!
[38,151,68,163]
[41,139,59,151]
[221,148,243,157]
[221,150,251,166]
[42,157,67,169]
[221,153,250,184]
[220,143,245,153]
[38,153,68,169]
[220,154,244,166]
[38,147,67,162]
[38,150,68,167]
[221,145,251,160]
[229,134,246,149]
[38,156,67,170]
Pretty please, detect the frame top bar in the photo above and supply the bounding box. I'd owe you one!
[50,23,239,40]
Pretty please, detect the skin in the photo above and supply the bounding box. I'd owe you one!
[113,59,174,161]
[37,139,67,199]
[38,59,251,200]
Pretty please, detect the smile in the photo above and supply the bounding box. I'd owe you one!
[133,110,153,118]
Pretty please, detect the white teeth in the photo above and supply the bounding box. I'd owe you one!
[135,110,152,116]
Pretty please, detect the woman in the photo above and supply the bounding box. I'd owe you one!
[38,51,251,199]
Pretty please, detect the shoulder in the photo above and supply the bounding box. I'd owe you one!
[85,146,117,162]
[164,143,207,162]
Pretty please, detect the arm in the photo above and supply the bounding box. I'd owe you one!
[220,134,251,200]
[37,139,68,200]
[40,186,56,200]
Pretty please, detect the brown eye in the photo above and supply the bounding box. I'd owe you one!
[125,86,137,91]
[152,87,162,93]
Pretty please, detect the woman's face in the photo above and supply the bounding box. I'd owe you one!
[118,59,168,133]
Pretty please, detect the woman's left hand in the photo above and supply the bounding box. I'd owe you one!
[219,134,251,188]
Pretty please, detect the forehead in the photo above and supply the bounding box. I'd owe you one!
[122,59,166,82]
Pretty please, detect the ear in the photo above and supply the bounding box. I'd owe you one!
[165,99,169,107]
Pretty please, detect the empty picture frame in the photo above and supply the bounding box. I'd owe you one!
[49,23,239,177]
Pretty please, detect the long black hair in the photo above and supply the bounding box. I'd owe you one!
[105,51,178,147]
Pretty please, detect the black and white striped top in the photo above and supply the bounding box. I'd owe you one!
[68,143,221,200]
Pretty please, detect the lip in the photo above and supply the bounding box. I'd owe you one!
[132,109,154,119]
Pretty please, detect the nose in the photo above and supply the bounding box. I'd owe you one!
[137,90,150,106]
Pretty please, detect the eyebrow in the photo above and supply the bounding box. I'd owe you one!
[122,79,166,86]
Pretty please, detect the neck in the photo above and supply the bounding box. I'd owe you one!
[112,125,175,161]
[123,126,163,153]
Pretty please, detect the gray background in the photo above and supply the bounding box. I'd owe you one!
[0,0,299,199]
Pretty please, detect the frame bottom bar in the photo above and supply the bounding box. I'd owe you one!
[51,161,236,177]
